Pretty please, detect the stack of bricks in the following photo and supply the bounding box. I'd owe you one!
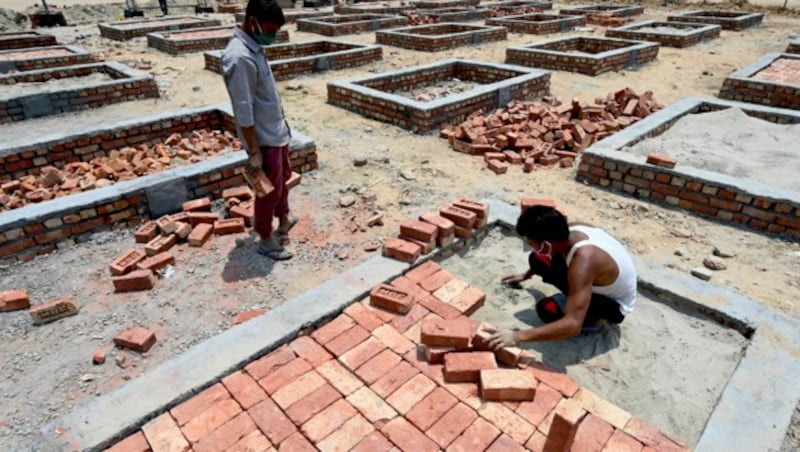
[0,289,81,325]
[440,88,663,174]
[383,198,489,263]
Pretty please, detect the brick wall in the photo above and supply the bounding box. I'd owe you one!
[376,24,506,52]
[788,40,800,54]
[98,16,223,41]
[296,14,408,36]
[204,41,382,79]
[147,27,288,55]
[606,21,720,48]
[0,31,57,50]
[486,13,585,35]
[405,7,493,22]
[507,37,659,76]
[336,4,414,14]
[666,10,763,31]
[0,63,159,124]
[560,5,643,17]
[0,45,98,73]
[410,0,477,8]
[718,53,800,110]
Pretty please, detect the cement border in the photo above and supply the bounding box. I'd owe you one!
[375,22,507,52]
[718,52,800,110]
[146,25,288,55]
[605,20,721,48]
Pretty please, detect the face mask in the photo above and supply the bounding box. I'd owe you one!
[534,240,553,267]
[253,22,277,46]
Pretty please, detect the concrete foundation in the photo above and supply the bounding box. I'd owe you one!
[0,30,57,50]
[147,26,288,55]
[98,16,223,41]
[666,10,764,31]
[0,45,97,74]
[718,53,800,110]
[296,13,408,36]
[486,13,586,35]
[376,23,507,52]
[606,20,721,48]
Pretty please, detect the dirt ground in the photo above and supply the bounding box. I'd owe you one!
[0,0,799,450]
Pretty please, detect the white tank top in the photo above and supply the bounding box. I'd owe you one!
[565,225,637,315]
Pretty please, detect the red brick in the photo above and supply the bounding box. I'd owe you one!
[317,413,374,451]
[524,361,579,397]
[144,233,176,256]
[623,417,688,451]
[188,223,213,247]
[423,402,477,447]
[225,430,272,451]
[420,344,456,364]
[487,434,527,451]
[171,383,230,426]
[156,214,177,235]
[405,260,442,283]
[243,165,274,198]
[571,414,615,451]
[390,276,430,302]
[450,286,486,315]
[403,347,446,384]
[301,398,358,442]
[444,352,497,383]
[432,279,469,304]
[370,360,420,398]
[372,324,415,355]
[479,402,536,445]
[521,198,558,211]
[181,398,242,443]
[419,268,455,292]
[351,431,396,452]
[188,211,220,226]
[400,219,438,243]
[440,205,477,229]
[133,222,158,244]
[355,348,401,384]
[106,431,149,452]
[421,317,477,348]
[447,417,501,452]
[285,383,342,425]
[382,237,422,263]
[381,417,438,452]
[646,153,677,169]
[140,413,190,451]
[222,186,253,200]
[488,159,509,174]
[403,234,436,254]
[344,302,385,331]
[0,290,30,312]
[112,269,156,292]
[311,314,356,344]
[406,387,458,431]
[229,202,254,227]
[215,218,246,235]
[453,198,490,219]
[454,225,471,239]
[385,372,437,414]
[339,336,386,371]
[232,309,267,324]
[370,284,414,314]
[258,358,312,394]
[481,369,537,401]
[516,382,563,427]
[286,171,301,189]
[419,294,462,319]
[136,251,174,272]
[182,197,211,212]
[602,429,644,452]
[525,430,547,451]
[28,296,79,324]
[542,398,586,451]
[114,327,156,353]
[175,221,192,240]
[109,248,147,276]
[390,303,430,333]
[222,371,267,410]
[244,346,296,380]
[289,335,332,366]
[324,324,370,356]
[194,411,257,452]
[317,359,364,396]
[419,213,456,246]
[248,397,296,445]
[272,370,326,409]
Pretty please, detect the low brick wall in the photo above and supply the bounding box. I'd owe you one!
[559,4,644,17]
[786,39,799,54]
[0,45,98,74]
[327,59,550,133]
[147,26,288,55]
[98,16,223,41]
[606,20,721,48]
[666,10,764,31]
[376,23,506,51]
[297,14,408,36]
[718,53,800,110]
[0,62,159,124]
[404,7,493,22]
[483,0,553,10]
[205,39,382,79]
[410,0,478,8]
[486,13,585,34]
[335,3,414,14]
[0,30,57,50]
[236,8,334,23]
[0,104,317,263]
[506,36,659,76]
[576,96,800,240]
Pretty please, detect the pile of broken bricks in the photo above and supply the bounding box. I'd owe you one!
[439,88,664,174]
[0,130,240,213]
[94,326,159,369]
[383,198,489,263]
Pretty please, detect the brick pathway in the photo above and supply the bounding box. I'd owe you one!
[107,263,689,452]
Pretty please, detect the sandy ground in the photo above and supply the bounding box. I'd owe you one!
[0,72,115,98]
[0,1,800,450]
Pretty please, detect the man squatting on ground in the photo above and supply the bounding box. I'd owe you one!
[486,206,637,349]
[222,0,297,261]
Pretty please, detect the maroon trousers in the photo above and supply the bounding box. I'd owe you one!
[253,145,291,239]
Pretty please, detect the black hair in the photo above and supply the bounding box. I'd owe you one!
[245,0,285,26]
[515,205,569,242]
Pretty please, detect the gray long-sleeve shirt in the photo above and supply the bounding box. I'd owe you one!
[221,27,291,148]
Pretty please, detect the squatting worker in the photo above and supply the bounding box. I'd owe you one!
[486,205,637,349]
[222,0,297,261]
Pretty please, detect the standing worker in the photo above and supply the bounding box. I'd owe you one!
[222,0,297,260]
[158,0,168,15]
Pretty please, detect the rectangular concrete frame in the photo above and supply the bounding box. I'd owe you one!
[718,52,800,110]
[559,4,644,17]
[327,58,551,133]
[666,10,764,31]
[576,96,800,239]
[606,20,721,48]
[296,13,409,36]
[0,103,316,257]
[204,39,382,80]
[146,26,288,55]
[0,30,57,50]
[506,36,659,76]
[486,13,586,35]
[405,7,494,23]
[410,0,478,9]
[0,45,96,74]
[375,22,507,52]
[41,198,800,451]
[483,0,554,14]
[788,39,799,54]
[0,62,158,123]
[236,7,335,23]
[335,2,415,15]
[98,16,223,41]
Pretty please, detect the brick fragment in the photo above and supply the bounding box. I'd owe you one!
[133,221,158,243]
[109,249,147,276]
[112,269,156,292]
[144,234,176,256]
[370,284,414,314]
[646,153,677,169]
[92,348,106,365]
[232,309,266,324]
[136,252,174,272]
[174,221,192,240]
[182,197,211,212]
[188,223,213,247]
[382,237,421,263]
[0,290,30,312]
[114,327,157,352]
[440,205,477,229]
[480,369,537,401]
[444,351,497,383]
[215,217,246,235]
[420,317,477,348]
[222,186,252,200]
[29,296,79,324]
[188,211,220,226]
[156,214,177,235]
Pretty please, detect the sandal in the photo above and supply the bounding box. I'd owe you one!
[257,246,293,261]
[275,215,299,245]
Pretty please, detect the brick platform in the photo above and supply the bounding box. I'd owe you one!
[147,26,288,55]
[506,36,659,76]
[0,62,158,124]
[718,53,800,110]
[486,13,585,35]
[559,4,644,18]
[606,20,721,48]
[0,104,317,262]
[327,59,550,133]
[0,45,97,74]
[296,14,408,36]
[335,2,415,15]
[205,40,382,80]
[788,39,800,54]
[576,97,800,240]
[403,7,493,23]
[236,7,334,23]
[376,23,506,52]
[0,30,57,50]
[666,10,764,31]
[98,16,223,41]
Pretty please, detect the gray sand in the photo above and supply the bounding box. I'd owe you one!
[0,72,115,99]
[441,228,747,446]
[626,108,800,192]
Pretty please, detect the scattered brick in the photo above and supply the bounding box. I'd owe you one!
[400,219,438,243]
[174,221,192,240]
[156,214,177,235]
[646,153,677,169]
[214,217,246,235]
[144,234,176,256]
[134,221,158,243]
[370,284,414,314]
[421,317,477,348]
[488,159,509,174]
[480,369,537,401]
[440,205,477,229]
[29,295,79,324]
[232,309,267,324]
[222,186,252,200]
[382,237,422,263]
[444,352,498,383]
[112,268,157,292]
[188,211,220,226]
[92,348,106,365]
[188,223,213,247]
[114,326,157,352]
[182,197,211,212]
[229,201,254,227]
[136,252,174,272]
[286,171,301,189]
[109,248,147,276]
[0,290,30,312]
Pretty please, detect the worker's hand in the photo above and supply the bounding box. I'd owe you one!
[501,273,526,289]
[247,152,262,170]
[483,326,518,350]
